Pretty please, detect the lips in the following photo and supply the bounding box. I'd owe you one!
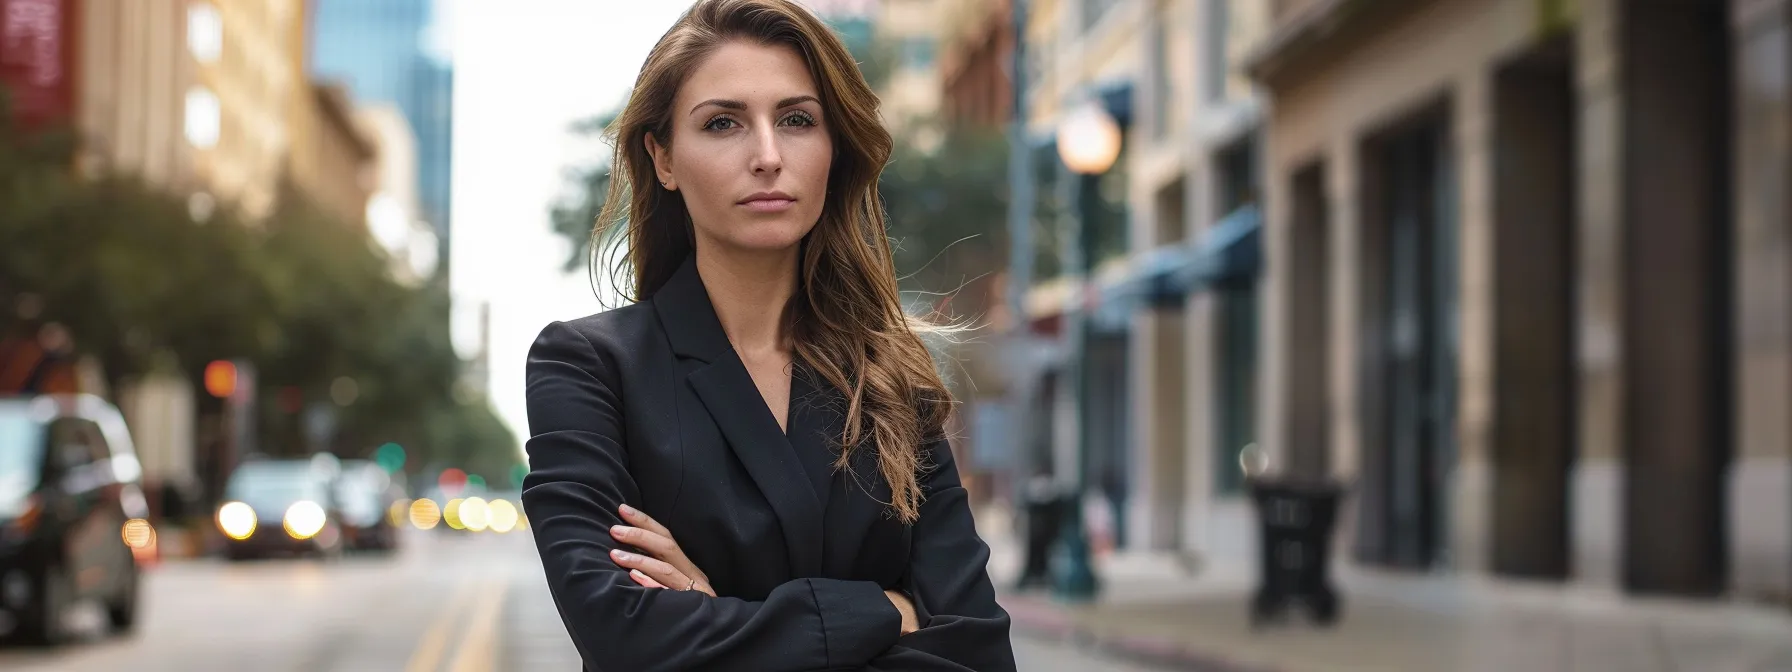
[738,191,795,213]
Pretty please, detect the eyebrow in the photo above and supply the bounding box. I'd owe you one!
[689,95,821,116]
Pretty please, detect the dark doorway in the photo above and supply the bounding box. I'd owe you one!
[1490,37,1578,580]
[1619,0,1733,597]
[1361,110,1458,570]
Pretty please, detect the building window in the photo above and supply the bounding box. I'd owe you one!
[187,3,222,63]
[1202,0,1229,102]
[185,87,221,148]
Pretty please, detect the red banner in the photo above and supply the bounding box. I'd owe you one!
[0,0,77,128]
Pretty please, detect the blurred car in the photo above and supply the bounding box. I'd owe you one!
[215,458,344,560]
[0,395,146,643]
[331,460,400,553]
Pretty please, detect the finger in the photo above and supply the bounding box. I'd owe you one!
[618,504,676,540]
[629,569,667,589]
[610,525,682,562]
[611,548,687,588]
[612,525,707,584]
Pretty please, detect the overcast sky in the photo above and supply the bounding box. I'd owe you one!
[449,1,696,448]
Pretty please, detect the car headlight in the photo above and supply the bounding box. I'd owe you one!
[217,501,257,540]
[283,501,327,540]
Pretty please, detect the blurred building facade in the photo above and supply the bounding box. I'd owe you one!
[47,0,408,518]
[975,0,1792,606]
[938,0,1014,130]
[71,0,192,190]
[1245,0,1790,601]
[307,0,454,269]
[283,82,375,226]
[873,0,948,144]
[356,104,439,286]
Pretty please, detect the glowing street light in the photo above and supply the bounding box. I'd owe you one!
[1055,102,1122,176]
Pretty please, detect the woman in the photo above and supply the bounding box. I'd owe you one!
[521,1,1016,670]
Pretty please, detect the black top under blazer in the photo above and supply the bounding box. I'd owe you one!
[521,256,1016,671]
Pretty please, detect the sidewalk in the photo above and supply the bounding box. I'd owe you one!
[981,507,1792,672]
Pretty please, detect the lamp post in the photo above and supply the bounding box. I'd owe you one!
[1052,100,1121,601]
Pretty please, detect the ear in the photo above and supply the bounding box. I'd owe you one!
[644,132,676,191]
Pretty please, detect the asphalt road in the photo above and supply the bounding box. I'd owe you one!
[0,528,1178,671]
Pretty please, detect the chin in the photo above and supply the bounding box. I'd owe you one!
[722,219,814,252]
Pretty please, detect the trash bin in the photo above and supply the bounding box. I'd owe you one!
[1247,477,1343,626]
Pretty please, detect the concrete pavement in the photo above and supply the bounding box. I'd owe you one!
[980,505,1792,672]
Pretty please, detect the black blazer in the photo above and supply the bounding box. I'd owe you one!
[522,257,1016,672]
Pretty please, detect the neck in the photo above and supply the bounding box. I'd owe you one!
[695,244,799,357]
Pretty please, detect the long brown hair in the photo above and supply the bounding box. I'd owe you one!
[592,0,950,523]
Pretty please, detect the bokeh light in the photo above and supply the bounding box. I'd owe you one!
[375,442,406,473]
[409,498,441,530]
[460,497,490,531]
[389,499,411,527]
[121,518,156,549]
[489,499,519,533]
[439,468,467,497]
[217,501,257,540]
[284,501,327,540]
[444,498,466,530]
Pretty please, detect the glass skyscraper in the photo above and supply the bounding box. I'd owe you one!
[307,0,454,265]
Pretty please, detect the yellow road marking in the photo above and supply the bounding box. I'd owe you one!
[446,579,510,672]
[405,580,482,672]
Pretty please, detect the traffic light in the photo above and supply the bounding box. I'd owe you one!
[203,360,237,399]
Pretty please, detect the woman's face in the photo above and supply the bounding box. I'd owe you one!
[647,40,833,256]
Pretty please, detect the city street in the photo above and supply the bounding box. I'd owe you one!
[0,528,1179,671]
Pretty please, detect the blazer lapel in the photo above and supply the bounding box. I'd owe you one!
[652,257,825,578]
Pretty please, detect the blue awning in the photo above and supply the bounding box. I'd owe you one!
[1178,203,1263,290]
[1102,203,1263,308]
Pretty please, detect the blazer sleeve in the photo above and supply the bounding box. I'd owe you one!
[862,437,1018,671]
[522,321,901,671]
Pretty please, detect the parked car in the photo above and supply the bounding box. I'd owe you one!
[332,460,400,553]
[0,394,147,643]
[215,457,344,561]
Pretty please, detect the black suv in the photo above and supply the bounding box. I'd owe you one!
[0,395,146,643]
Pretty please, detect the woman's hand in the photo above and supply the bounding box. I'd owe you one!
[885,590,919,635]
[609,504,716,597]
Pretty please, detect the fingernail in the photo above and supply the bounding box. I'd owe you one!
[610,525,629,537]
[611,549,634,561]
[620,504,638,517]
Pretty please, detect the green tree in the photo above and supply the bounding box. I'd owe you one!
[1,94,519,489]
[879,124,1010,298]
[549,114,620,274]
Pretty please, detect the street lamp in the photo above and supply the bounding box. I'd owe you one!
[1052,99,1121,602]
[1056,103,1122,176]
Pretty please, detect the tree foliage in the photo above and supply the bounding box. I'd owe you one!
[0,96,519,485]
[548,114,620,274]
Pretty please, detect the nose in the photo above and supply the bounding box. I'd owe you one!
[749,125,782,175]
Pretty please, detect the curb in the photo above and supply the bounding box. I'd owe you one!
[1001,593,1281,672]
